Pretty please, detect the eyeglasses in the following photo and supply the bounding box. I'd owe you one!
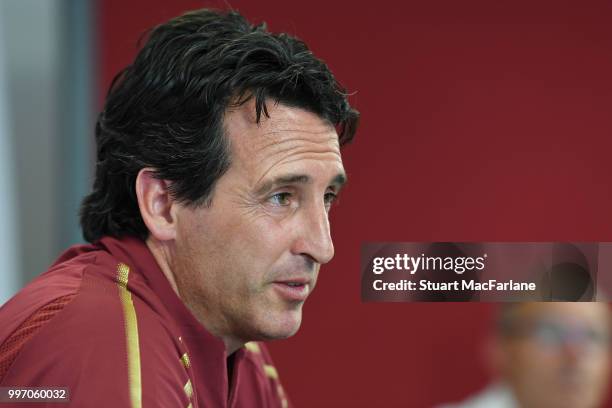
[509,320,611,352]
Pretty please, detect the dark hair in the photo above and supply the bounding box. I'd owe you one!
[80,8,359,243]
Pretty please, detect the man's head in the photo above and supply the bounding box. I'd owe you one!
[491,302,611,408]
[80,9,358,351]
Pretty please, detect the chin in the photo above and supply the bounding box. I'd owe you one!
[254,309,303,340]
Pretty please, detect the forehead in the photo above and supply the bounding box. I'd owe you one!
[515,303,611,328]
[223,101,342,170]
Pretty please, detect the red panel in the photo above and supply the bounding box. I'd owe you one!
[98,1,612,406]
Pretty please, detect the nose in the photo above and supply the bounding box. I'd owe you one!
[560,340,583,366]
[561,341,588,369]
[291,201,335,265]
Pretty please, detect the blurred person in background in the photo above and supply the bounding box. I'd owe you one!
[0,8,358,407]
[440,302,611,408]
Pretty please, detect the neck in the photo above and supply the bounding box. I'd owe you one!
[145,236,245,355]
[146,236,179,295]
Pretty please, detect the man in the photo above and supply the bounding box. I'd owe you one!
[0,8,358,407]
[440,303,612,408]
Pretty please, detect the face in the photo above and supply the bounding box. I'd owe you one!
[496,303,611,408]
[171,101,345,349]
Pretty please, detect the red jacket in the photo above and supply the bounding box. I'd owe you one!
[0,236,290,407]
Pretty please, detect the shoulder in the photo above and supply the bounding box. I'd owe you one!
[0,245,189,407]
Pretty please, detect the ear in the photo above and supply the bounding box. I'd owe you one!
[135,168,177,241]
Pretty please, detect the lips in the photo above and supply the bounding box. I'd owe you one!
[272,277,311,302]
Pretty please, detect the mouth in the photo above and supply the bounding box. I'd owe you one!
[272,278,311,302]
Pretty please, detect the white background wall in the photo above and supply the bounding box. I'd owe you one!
[0,0,94,303]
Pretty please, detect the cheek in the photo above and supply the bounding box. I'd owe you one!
[506,344,551,378]
[175,216,253,305]
[175,211,233,282]
[523,348,560,372]
[177,204,297,287]
[585,353,611,378]
[238,214,294,262]
[179,205,249,255]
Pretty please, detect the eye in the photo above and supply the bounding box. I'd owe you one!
[532,323,564,346]
[269,192,292,206]
[324,191,338,209]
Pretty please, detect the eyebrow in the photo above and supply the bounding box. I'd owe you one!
[255,172,347,196]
